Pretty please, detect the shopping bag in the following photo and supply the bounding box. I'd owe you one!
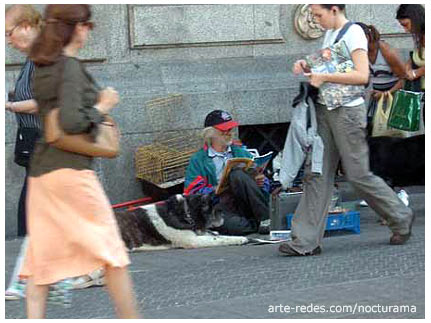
[387,89,423,131]
[371,93,410,138]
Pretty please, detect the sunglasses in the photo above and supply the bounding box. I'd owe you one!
[5,24,20,37]
[81,21,94,30]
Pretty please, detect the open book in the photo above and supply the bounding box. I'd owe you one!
[304,40,364,110]
[215,151,273,195]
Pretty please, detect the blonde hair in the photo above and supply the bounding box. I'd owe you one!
[6,4,43,30]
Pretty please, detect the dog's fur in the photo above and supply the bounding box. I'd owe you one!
[114,194,248,251]
[368,134,424,187]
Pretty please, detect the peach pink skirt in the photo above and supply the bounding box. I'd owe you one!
[20,169,130,285]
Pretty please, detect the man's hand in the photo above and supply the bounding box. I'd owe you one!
[255,174,265,187]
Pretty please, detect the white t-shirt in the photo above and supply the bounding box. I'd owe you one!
[321,22,368,107]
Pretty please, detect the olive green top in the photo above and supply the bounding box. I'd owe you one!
[29,56,105,177]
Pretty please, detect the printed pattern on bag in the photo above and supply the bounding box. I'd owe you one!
[319,84,365,110]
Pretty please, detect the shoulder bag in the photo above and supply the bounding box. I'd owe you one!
[45,108,120,158]
[44,57,120,158]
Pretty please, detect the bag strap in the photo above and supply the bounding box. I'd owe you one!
[333,21,354,45]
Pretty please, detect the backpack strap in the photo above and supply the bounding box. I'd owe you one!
[333,21,354,45]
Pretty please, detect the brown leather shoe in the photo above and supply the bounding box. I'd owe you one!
[279,243,321,256]
[390,212,415,245]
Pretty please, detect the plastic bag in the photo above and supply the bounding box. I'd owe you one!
[371,93,410,138]
[388,89,423,131]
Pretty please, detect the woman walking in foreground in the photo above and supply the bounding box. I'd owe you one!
[20,4,140,318]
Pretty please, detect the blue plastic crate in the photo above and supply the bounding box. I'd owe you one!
[286,211,360,234]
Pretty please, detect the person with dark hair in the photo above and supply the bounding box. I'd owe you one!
[278,4,414,257]
[20,5,140,318]
[356,22,407,133]
[319,4,346,11]
[184,110,270,235]
[356,22,411,209]
[396,4,425,119]
[396,4,425,81]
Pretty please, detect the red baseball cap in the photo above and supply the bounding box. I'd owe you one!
[204,110,239,131]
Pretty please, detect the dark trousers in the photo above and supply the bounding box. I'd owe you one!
[17,167,29,237]
[214,168,269,236]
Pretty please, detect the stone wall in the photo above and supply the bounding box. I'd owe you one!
[5,4,413,238]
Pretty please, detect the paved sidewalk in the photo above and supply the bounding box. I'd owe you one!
[5,188,425,319]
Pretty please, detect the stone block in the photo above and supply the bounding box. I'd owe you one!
[371,4,408,35]
[347,4,372,25]
[130,4,284,49]
[160,60,227,93]
[230,88,293,126]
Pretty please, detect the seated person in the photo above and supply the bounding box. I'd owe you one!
[184,110,270,236]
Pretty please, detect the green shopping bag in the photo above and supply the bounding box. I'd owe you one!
[387,89,423,131]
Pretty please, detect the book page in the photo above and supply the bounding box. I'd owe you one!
[215,157,254,195]
[252,151,273,173]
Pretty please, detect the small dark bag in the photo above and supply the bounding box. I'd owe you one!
[14,127,41,167]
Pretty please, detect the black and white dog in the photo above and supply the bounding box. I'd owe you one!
[114,194,248,251]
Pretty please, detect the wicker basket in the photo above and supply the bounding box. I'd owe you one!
[135,134,202,188]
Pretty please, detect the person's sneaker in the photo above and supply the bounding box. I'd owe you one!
[279,243,321,256]
[5,279,26,300]
[390,212,415,245]
[258,219,271,235]
[397,189,409,207]
[359,200,368,207]
[5,290,21,301]
[361,189,409,208]
[71,268,105,290]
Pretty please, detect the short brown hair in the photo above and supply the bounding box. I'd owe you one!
[30,4,92,66]
[5,4,43,30]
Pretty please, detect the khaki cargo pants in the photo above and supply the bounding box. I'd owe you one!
[289,103,413,254]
